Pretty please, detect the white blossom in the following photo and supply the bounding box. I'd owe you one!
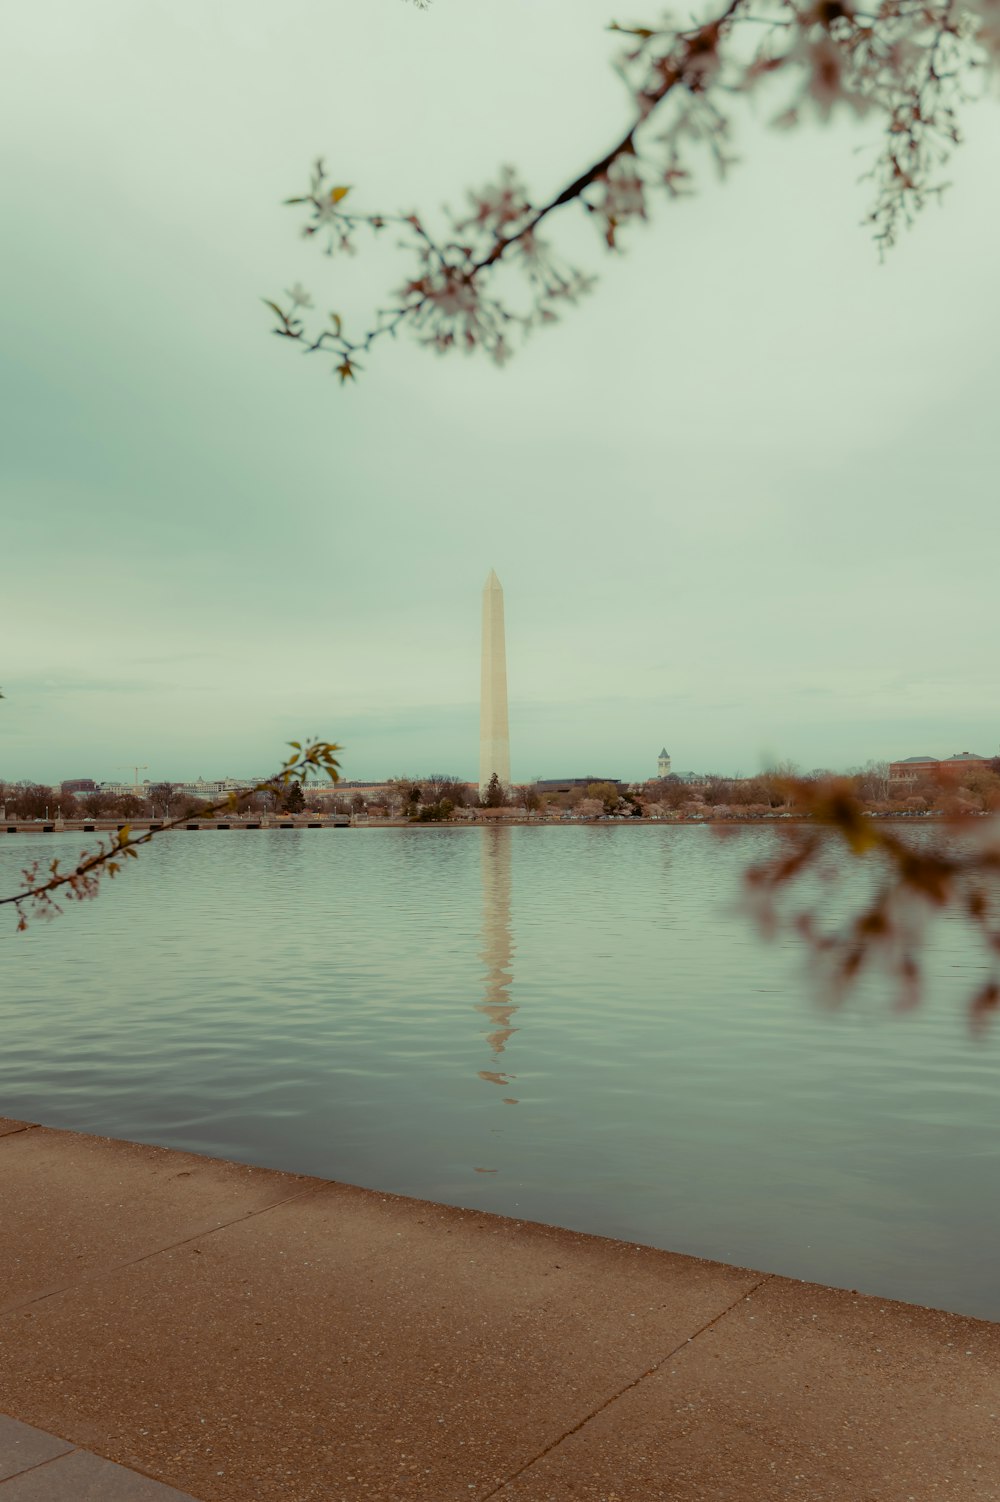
[285,282,313,310]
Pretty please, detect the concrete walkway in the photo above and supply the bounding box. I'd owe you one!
[0,1412,198,1499]
[0,1117,997,1502]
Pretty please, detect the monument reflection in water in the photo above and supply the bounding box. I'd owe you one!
[477,827,519,1105]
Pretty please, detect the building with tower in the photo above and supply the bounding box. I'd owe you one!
[657,748,672,777]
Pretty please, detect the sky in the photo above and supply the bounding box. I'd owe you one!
[2,0,998,786]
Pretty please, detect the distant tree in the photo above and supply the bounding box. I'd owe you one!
[755,772,792,809]
[423,775,468,808]
[962,768,1000,810]
[9,784,54,820]
[645,775,689,810]
[481,773,508,808]
[587,781,621,813]
[417,799,455,822]
[242,785,274,815]
[350,792,366,813]
[577,798,603,819]
[387,778,423,815]
[283,782,306,814]
[81,791,114,818]
[111,793,148,819]
[854,760,891,804]
[516,785,540,815]
[149,783,179,817]
[56,791,79,820]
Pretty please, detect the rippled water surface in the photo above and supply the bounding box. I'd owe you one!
[2,826,998,1319]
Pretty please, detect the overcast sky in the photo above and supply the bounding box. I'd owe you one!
[3,0,998,785]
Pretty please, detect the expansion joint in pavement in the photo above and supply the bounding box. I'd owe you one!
[0,1180,329,1318]
[0,1446,72,1487]
[480,1273,774,1499]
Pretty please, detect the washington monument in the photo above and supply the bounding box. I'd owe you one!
[479,569,511,794]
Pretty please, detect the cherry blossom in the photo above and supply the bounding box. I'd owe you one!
[267,1,992,377]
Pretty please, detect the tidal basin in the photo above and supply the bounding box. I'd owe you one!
[2,824,998,1320]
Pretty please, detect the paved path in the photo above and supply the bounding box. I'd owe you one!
[0,1117,997,1501]
[0,1412,198,1499]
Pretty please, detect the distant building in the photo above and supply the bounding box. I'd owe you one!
[535,778,621,793]
[889,752,994,782]
[888,757,937,781]
[329,781,393,791]
[657,748,671,777]
[172,777,259,800]
[309,782,393,801]
[61,779,97,794]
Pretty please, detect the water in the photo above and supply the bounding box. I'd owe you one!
[1,825,998,1320]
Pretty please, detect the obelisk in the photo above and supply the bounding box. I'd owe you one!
[479,569,511,795]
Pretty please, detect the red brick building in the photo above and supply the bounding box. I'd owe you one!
[889,752,993,782]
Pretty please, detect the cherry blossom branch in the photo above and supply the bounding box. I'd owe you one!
[741,776,1000,1028]
[1,739,342,931]
[472,0,745,271]
[265,0,996,379]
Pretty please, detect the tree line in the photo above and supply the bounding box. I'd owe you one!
[5,760,999,824]
[1,781,316,821]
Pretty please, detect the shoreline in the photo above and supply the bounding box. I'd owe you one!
[0,1117,997,1500]
[0,813,960,834]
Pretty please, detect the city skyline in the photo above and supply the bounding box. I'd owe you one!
[15,732,1000,795]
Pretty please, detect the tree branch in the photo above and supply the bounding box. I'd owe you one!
[2,739,342,930]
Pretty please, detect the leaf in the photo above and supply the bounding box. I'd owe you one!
[329,313,342,336]
[262,299,286,320]
[282,196,309,204]
[330,186,351,204]
[336,360,356,383]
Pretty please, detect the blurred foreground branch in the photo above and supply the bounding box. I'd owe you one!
[740,776,1000,1028]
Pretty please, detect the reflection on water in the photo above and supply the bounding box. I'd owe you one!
[476,828,518,1103]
